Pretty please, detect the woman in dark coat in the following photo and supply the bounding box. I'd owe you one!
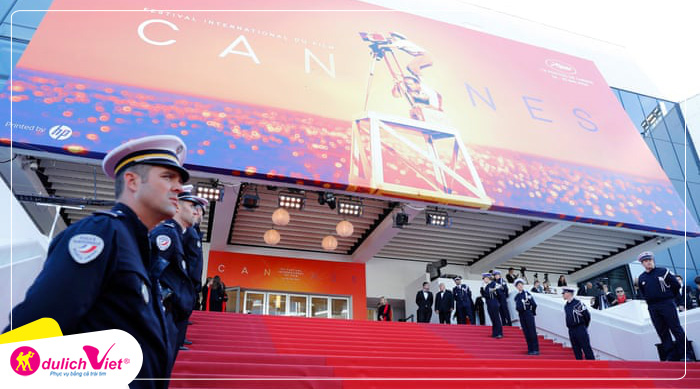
[208,276,228,312]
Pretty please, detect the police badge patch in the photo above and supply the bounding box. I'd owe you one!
[68,234,105,264]
[156,235,171,251]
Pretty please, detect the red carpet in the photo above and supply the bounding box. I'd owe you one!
[170,311,699,388]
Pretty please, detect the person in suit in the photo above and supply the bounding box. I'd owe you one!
[591,283,615,310]
[434,283,453,324]
[452,276,474,325]
[480,273,503,338]
[377,296,392,321]
[506,268,518,284]
[675,275,694,311]
[577,282,593,297]
[415,281,433,323]
[514,279,539,355]
[474,296,486,325]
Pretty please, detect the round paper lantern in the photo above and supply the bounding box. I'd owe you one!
[264,229,281,245]
[322,235,338,251]
[272,207,290,226]
[336,220,354,237]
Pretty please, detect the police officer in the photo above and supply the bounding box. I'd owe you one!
[637,251,688,361]
[180,185,207,347]
[480,273,503,338]
[514,279,539,355]
[151,187,201,356]
[182,188,207,313]
[493,270,512,326]
[562,287,594,360]
[452,276,474,325]
[3,135,189,388]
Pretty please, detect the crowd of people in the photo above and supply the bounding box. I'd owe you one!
[403,260,697,361]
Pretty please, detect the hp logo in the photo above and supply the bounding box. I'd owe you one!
[48,125,73,141]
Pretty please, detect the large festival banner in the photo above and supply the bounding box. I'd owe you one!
[2,0,697,235]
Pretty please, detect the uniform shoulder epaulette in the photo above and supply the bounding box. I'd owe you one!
[162,222,176,229]
[93,210,123,218]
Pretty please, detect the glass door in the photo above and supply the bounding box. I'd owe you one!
[331,297,349,319]
[288,295,308,317]
[311,296,329,318]
[244,291,265,314]
[267,293,287,316]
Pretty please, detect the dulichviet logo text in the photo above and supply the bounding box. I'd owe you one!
[11,342,131,378]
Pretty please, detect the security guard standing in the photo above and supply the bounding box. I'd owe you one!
[183,189,207,313]
[3,135,189,388]
[514,279,539,355]
[150,189,200,356]
[637,251,689,361]
[562,287,594,360]
[452,276,474,325]
[480,273,503,338]
[493,270,512,326]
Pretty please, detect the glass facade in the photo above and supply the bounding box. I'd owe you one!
[612,88,700,288]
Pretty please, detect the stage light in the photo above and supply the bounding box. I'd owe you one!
[196,182,224,202]
[318,192,337,210]
[393,211,409,228]
[241,186,260,210]
[278,191,305,210]
[426,209,449,227]
[337,198,363,217]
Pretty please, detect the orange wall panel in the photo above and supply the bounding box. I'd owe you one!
[207,251,366,320]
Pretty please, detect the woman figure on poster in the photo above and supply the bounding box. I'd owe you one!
[377,296,392,321]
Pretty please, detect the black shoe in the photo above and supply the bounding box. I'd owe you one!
[183,339,192,345]
[187,321,193,325]
[528,351,539,355]
[494,335,503,339]
[178,346,189,351]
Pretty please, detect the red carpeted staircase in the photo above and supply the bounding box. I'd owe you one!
[170,311,699,388]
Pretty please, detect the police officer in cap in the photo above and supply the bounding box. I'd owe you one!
[480,273,503,338]
[180,185,208,345]
[514,279,539,355]
[452,276,474,325]
[637,251,689,361]
[562,287,594,360]
[150,185,202,357]
[4,135,189,388]
[493,270,512,326]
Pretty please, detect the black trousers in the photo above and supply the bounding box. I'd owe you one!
[455,305,468,324]
[417,308,432,323]
[498,295,512,326]
[486,300,503,337]
[648,300,686,361]
[518,310,539,352]
[569,325,594,360]
[438,310,451,324]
